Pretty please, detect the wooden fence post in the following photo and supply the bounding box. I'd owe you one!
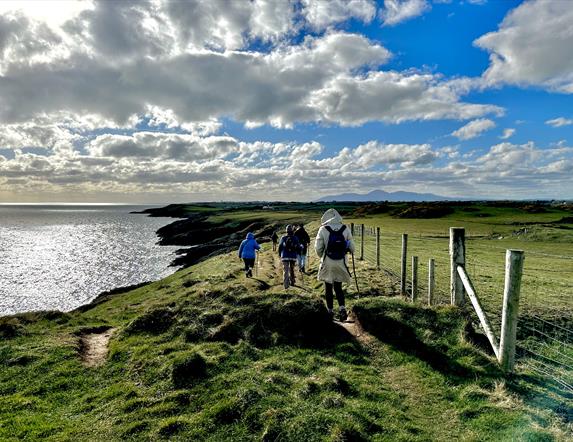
[499,250,525,373]
[449,227,465,306]
[376,227,380,269]
[411,255,418,302]
[351,222,354,236]
[428,258,435,306]
[400,234,408,296]
[359,224,365,261]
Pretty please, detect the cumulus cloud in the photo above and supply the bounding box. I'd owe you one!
[380,0,430,26]
[0,122,80,151]
[311,72,501,125]
[475,0,573,93]
[0,13,67,73]
[0,0,503,133]
[302,0,377,30]
[86,132,238,161]
[3,0,560,201]
[500,128,515,139]
[546,117,573,128]
[63,0,173,60]
[451,118,496,140]
[0,28,499,129]
[2,137,571,200]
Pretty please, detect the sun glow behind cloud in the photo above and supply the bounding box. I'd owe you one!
[0,0,93,26]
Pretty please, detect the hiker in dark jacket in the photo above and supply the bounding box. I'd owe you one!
[271,231,279,251]
[238,232,260,277]
[278,225,301,289]
[294,224,311,273]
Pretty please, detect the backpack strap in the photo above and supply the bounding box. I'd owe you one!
[324,225,345,234]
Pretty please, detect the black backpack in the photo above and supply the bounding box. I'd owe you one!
[324,225,347,260]
[284,236,298,253]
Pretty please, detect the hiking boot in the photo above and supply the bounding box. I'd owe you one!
[328,310,335,321]
[338,308,348,322]
[247,269,252,278]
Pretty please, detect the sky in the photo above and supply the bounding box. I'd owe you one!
[0,0,572,203]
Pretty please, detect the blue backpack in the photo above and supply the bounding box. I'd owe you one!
[324,225,347,260]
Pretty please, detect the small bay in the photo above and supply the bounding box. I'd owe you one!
[0,204,179,316]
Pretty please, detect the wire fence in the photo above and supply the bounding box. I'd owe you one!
[351,222,573,394]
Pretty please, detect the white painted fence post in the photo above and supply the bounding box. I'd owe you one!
[499,250,525,373]
[411,255,418,302]
[449,227,465,306]
[428,258,435,306]
[400,234,408,296]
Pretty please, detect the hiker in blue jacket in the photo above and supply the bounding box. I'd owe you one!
[238,232,261,278]
[278,225,301,289]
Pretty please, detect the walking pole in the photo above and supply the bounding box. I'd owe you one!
[298,249,304,286]
[351,251,360,298]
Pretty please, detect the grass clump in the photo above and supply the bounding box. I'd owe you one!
[172,352,208,388]
[125,307,175,334]
[0,318,24,339]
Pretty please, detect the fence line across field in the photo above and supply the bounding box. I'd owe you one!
[348,221,572,391]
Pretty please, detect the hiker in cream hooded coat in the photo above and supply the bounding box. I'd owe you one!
[315,209,355,320]
[315,208,355,283]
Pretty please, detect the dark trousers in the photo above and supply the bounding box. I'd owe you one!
[325,282,345,310]
[283,260,296,288]
[243,258,255,272]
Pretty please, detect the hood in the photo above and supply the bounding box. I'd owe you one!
[246,232,254,240]
[321,208,343,226]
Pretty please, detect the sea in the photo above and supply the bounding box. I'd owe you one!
[0,204,181,316]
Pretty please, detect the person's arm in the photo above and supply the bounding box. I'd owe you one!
[238,240,245,258]
[255,241,261,251]
[315,228,325,257]
[344,228,355,253]
[278,237,284,255]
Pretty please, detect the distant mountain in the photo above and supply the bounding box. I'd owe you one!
[315,189,453,202]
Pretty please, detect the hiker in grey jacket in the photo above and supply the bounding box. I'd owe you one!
[315,209,355,321]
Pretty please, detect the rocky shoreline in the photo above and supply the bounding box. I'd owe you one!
[136,204,301,268]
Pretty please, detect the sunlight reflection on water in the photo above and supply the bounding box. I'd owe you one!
[0,205,180,316]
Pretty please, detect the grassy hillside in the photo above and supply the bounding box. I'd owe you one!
[1,236,571,440]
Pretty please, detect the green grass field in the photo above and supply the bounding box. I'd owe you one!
[0,202,571,440]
